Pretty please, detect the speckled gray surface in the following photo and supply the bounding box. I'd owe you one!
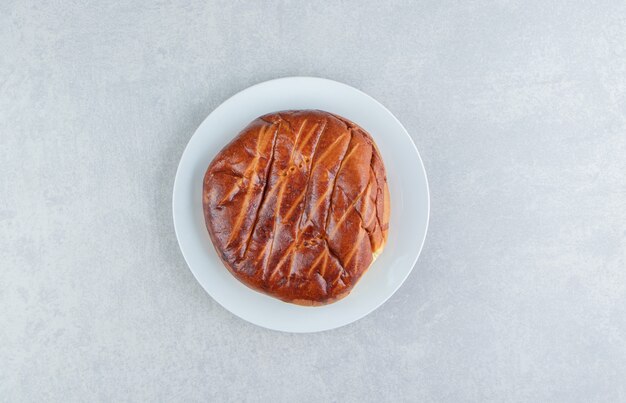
[1,1,626,401]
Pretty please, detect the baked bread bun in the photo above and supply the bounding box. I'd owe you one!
[203,110,390,305]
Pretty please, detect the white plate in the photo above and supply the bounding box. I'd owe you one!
[173,77,429,333]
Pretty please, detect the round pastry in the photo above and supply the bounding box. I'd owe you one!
[203,110,390,305]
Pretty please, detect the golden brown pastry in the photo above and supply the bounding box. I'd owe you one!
[203,110,390,305]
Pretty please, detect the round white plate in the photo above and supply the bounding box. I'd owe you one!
[173,77,429,333]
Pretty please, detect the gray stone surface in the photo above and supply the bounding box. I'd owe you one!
[1,0,626,401]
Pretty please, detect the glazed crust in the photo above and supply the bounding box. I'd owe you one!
[203,110,390,305]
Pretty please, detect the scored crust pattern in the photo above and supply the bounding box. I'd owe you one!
[203,110,390,305]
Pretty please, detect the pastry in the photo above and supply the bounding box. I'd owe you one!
[203,110,390,305]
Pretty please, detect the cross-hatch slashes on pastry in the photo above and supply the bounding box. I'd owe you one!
[203,110,390,306]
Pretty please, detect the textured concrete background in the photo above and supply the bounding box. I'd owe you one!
[1,0,626,401]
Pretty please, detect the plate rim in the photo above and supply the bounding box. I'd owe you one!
[172,76,430,332]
